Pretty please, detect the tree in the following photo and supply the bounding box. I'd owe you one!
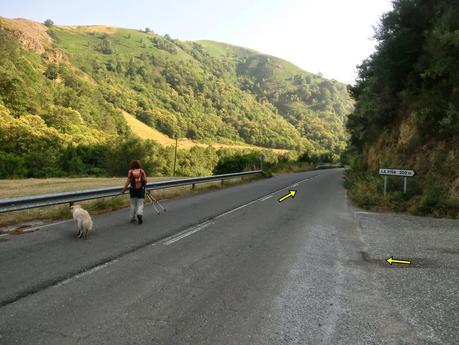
[44,19,54,27]
[44,63,58,80]
[98,38,113,54]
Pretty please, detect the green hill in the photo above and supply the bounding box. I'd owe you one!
[0,17,352,178]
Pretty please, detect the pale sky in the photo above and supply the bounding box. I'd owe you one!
[1,0,394,84]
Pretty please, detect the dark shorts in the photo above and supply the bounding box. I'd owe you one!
[129,187,145,199]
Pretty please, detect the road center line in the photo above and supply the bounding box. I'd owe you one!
[259,195,273,202]
[53,259,119,288]
[160,173,323,246]
[162,221,214,245]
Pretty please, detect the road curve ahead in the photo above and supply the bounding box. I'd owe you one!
[0,169,458,345]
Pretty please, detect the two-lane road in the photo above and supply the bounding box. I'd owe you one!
[0,169,458,344]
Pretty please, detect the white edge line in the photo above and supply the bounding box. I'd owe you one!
[53,259,118,288]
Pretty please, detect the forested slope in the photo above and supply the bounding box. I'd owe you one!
[346,0,459,217]
[199,40,353,153]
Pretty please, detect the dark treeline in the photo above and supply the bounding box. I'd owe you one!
[0,128,282,178]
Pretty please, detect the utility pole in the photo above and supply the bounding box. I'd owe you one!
[172,136,178,176]
[258,154,265,172]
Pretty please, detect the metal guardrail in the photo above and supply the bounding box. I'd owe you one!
[0,171,263,213]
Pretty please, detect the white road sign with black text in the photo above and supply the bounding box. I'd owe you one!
[379,168,415,177]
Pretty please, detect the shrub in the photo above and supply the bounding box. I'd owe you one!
[347,173,383,209]
[44,64,58,80]
[0,152,27,178]
[43,19,54,27]
[213,152,259,174]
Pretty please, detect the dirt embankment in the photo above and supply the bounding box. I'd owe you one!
[0,17,52,53]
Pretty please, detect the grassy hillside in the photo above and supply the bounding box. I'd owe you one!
[0,17,351,178]
[122,110,288,153]
[345,0,459,218]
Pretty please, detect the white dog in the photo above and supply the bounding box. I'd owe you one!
[70,205,93,239]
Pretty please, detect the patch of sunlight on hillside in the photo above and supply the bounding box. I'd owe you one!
[121,111,289,154]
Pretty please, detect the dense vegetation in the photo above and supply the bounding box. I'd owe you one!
[0,17,351,178]
[199,41,353,153]
[346,0,459,217]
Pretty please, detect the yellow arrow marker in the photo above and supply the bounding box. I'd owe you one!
[386,256,411,265]
[278,190,297,203]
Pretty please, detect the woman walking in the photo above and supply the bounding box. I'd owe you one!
[122,160,147,224]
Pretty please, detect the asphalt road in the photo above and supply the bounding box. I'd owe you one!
[0,169,457,345]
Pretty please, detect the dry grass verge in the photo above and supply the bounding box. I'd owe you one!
[0,175,262,231]
[0,176,173,199]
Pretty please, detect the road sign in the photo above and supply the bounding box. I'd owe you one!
[379,168,415,177]
[379,168,416,195]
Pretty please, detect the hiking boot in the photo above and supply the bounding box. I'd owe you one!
[137,215,143,224]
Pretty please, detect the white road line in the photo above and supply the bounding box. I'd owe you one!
[157,172,322,246]
[268,176,313,197]
[259,195,273,202]
[53,259,119,288]
[214,199,259,219]
[0,233,9,238]
[162,221,214,245]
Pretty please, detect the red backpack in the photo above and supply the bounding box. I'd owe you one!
[130,169,146,189]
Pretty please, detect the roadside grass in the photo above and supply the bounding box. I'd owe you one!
[0,175,261,229]
[0,176,172,199]
[344,170,459,219]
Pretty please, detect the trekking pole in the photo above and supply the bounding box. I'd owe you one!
[151,194,166,212]
[146,191,166,214]
[146,192,160,215]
